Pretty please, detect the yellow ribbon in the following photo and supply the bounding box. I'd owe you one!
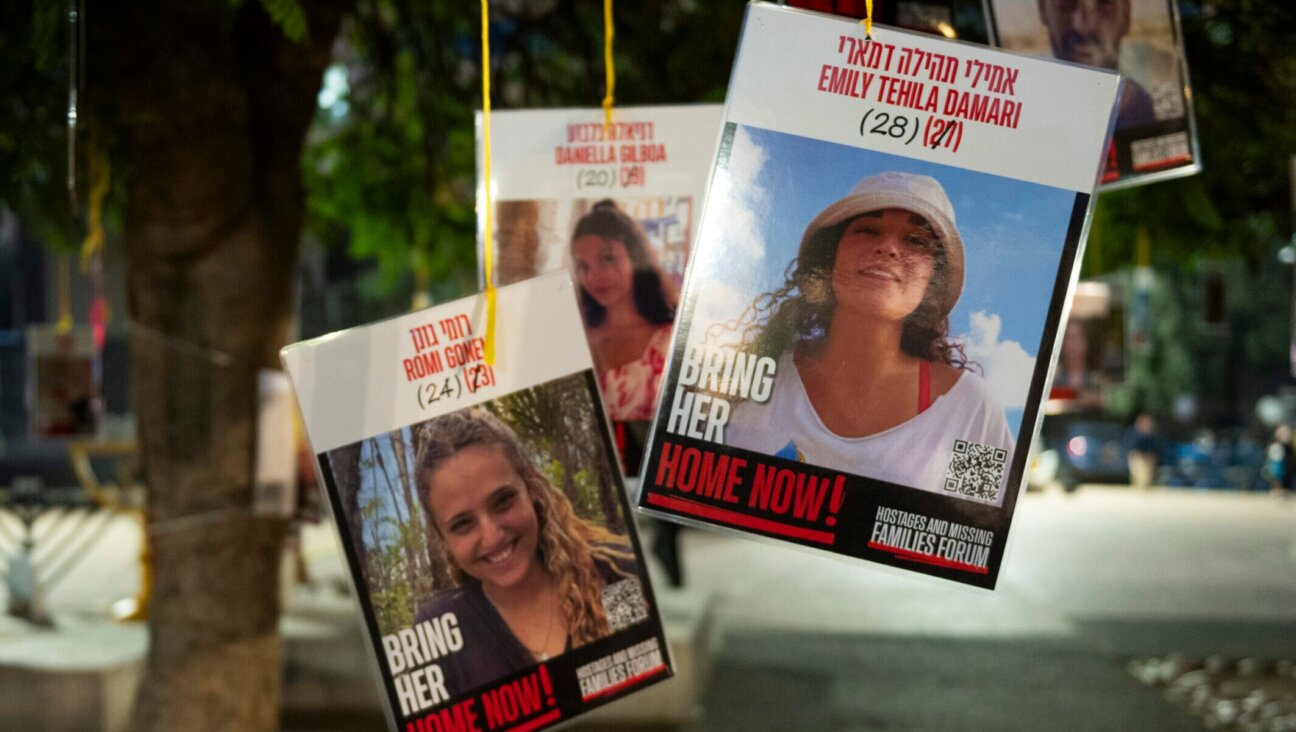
[80,148,110,271]
[481,0,497,365]
[57,255,73,333]
[603,0,615,130]
[79,147,113,328]
[861,0,874,40]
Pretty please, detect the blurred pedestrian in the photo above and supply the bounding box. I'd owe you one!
[1266,424,1295,497]
[1125,413,1159,490]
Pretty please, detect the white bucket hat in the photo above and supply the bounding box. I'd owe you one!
[797,172,964,315]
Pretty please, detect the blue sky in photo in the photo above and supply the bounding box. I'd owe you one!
[693,124,1082,435]
[739,125,1076,350]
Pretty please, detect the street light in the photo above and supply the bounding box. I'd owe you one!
[1278,234,1296,265]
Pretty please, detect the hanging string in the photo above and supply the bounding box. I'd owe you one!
[56,255,73,334]
[66,0,81,213]
[602,0,616,130]
[480,0,497,365]
[411,254,431,311]
[75,147,111,348]
[861,0,874,40]
[80,148,109,270]
[128,321,237,368]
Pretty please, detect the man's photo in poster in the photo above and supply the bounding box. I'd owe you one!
[676,125,1083,506]
[987,0,1196,183]
[322,373,651,703]
[494,197,691,473]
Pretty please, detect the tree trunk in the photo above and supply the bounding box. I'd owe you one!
[496,200,542,285]
[410,422,452,591]
[391,428,426,574]
[330,442,368,585]
[371,438,410,528]
[596,465,624,534]
[97,2,351,729]
[371,437,420,593]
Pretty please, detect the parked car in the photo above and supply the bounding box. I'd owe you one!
[1030,413,1129,492]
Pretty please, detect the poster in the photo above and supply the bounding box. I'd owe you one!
[27,324,99,438]
[477,105,722,474]
[282,272,671,731]
[1048,281,1124,407]
[891,1,957,36]
[636,2,1121,589]
[985,0,1200,188]
[252,369,298,518]
[789,0,961,39]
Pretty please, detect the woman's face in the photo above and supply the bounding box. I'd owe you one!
[572,234,635,310]
[1061,321,1089,370]
[426,443,542,593]
[830,209,938,322]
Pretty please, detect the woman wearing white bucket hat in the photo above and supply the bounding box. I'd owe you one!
[724,172,1013,501]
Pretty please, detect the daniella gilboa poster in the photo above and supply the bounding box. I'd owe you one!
[283,272,671,732]
[477,105,722,474]
[637,2,1121,589]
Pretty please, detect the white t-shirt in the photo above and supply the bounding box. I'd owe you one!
[725,354,1015,505]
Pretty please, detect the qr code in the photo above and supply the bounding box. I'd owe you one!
[601,577,649,631]
[943,439,1008,501]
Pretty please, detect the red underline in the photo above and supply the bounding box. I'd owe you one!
[581,663,670,702]
[1133,155,1192,173]
[646,493,836,545]
[505,708,562,732]
[867,540,988,574]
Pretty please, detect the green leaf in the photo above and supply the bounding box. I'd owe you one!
[258,0,309,43]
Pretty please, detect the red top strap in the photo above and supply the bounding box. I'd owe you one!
[918,359,933,414]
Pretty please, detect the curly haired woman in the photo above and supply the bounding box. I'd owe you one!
[724,172,1013,499]
[412,409,640,695]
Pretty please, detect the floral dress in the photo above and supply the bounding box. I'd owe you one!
[598,325,673,422]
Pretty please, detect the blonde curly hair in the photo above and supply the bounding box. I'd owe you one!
[415,408,634,647]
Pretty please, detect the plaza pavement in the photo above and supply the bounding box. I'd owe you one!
[1,486,1293,730]
[681,487,1296,730]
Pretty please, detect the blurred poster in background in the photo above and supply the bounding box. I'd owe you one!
[478,105,722,475]
[27,324,99,438]
[1049,281,1127,411]
[985,0,1200,188]
[788,0,963,39]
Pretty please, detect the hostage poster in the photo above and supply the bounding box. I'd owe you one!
[986,0,1200,188]
[477,105,722,474]
[283,272,671,731]
[636,2,1121,589]
[27,324,99,438]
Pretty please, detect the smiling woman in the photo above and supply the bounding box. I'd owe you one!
[724,172,1013,498]
[570,201,678,427]
[411,409,639,696]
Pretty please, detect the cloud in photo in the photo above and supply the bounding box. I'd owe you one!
[691,126,772,335]
[960,311,1035,410]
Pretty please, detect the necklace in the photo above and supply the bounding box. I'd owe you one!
[525,584,558,661]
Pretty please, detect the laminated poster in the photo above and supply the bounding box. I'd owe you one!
[282,271,671,732]
[985,0,1200,188]
[637,2,1121,589]
[27,324,99,438]
[477,105,722,475]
